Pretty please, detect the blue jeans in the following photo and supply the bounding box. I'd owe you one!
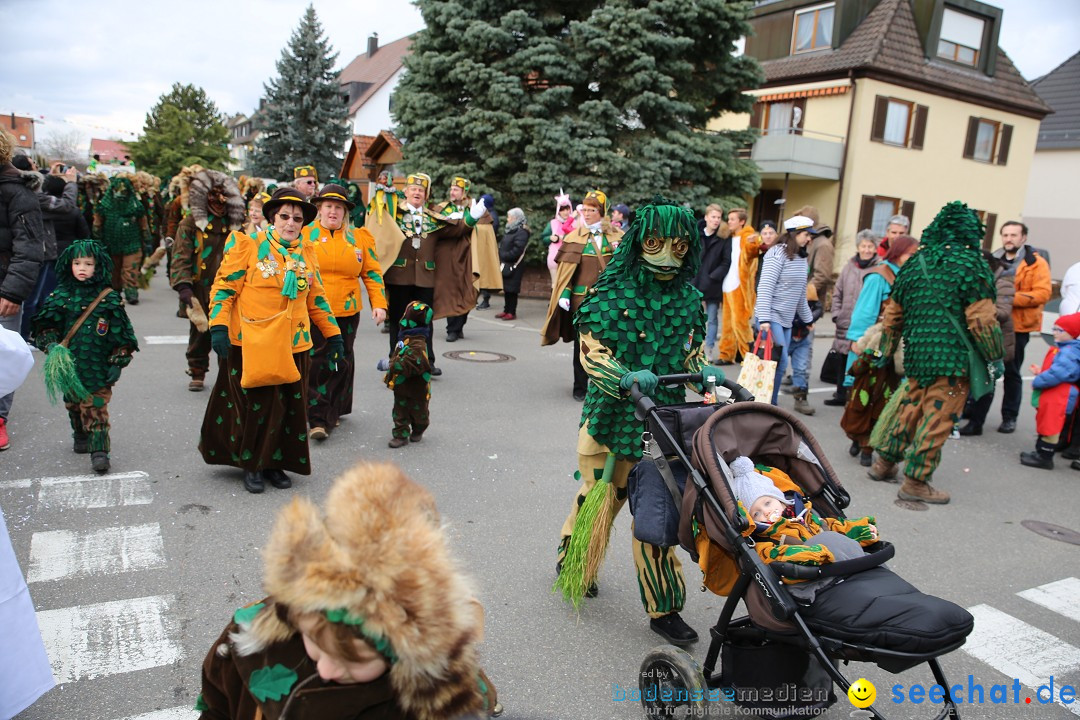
[789,329,814,390]
[770,325,793,404]
[20,262,55,339]
[704,301,721,360]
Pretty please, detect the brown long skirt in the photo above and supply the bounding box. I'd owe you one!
[307,313,360,430]
[840,354,901,451]
[199,347,312,474]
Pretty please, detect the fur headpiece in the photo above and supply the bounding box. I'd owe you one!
[233,462,488,720]
[130,171,160,197]
[240,176,265,200]
[188,169,245,232]
[80,173,110,207]
[167,164,205,206]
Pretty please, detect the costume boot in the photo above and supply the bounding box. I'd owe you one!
[1020,439,1055,470]
[868,456,899,483]
[793,389,815,416]
[898,476,950,504]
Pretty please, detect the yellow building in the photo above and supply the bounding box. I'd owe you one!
[711,0,1050,264]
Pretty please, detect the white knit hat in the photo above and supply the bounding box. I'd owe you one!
[730,456,791,512]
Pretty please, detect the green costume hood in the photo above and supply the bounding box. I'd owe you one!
[55,239,114,290]
[597,195,702,286]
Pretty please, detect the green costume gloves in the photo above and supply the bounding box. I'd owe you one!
[991,359,1005,381]
[620,369,659,395]
[327,336,346,371]
[699,365,726,387]
[210,326,231,358]
[105,366,122,385]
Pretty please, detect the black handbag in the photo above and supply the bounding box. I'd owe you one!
[819,349,846,384]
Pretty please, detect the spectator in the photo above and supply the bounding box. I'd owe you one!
[611,203,631,231]
[1059,260,1080,316]
[878,213,910,257]
[496,208,530,321]
[544,190,575,284]
[958,252,1016,435]
[825,229,879,407]
[692,203,731,363]
[752,220,779,291]
[0,130,46,451]
[1018,313,1080,470]
[796,204,836,312]
[993,221,1051,434]
[717,208,760,364]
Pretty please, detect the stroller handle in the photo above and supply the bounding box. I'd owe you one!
[769,541,895,581]
[628,372,755,413]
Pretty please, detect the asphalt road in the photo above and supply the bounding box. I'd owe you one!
[3,281,1078,720]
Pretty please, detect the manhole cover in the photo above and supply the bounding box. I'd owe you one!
[442,350,515,363]
[894,499,928,512]
[1021,520,1080,545]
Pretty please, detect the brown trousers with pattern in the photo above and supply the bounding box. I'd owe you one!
[877,376,969,483]
[65,386,113,453]
[110,251,142,297]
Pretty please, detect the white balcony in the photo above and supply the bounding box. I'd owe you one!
[751,129,845,181]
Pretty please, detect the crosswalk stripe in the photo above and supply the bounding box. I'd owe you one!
[1017,577,1080,624]
[27,523,166,583]
[964,604,1080,715]
[116,706,198,720]
[36,595,181,683]
[144,335,190,345]
[37,471,153,510]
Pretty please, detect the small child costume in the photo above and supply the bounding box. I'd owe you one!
[1021,312,1080,468]
[383,301,433,445]
[31,240,138,467]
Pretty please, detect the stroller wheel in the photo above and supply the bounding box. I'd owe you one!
[638,645,709,718]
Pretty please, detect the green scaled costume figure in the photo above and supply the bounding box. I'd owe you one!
[554,197,724,640]
[384,301,434,447]
[874,201,1003,499]
[31,240,138,471]
[93,175,149,303]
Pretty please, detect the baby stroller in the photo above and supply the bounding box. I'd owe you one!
[631,374,973,720]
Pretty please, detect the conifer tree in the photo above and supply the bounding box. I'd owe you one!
[392,0,761,223]
[253,5,350,181]
[126,83,230,180]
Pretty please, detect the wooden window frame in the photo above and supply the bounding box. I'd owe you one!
[964,117,1011,165]
[883,98,915,147]
[760,98,806,136]
[791,3,835,55]
[871,96,928,150]
[937,38,979,67]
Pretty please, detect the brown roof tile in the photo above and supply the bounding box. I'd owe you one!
[758,0,1051,118]
[340,35,413,116]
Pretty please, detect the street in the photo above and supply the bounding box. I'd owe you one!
[3,281,1079,720]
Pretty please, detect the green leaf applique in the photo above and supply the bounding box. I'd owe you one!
[248,664,298,702]
[233,602,265,626]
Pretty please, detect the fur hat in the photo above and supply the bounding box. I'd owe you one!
[730,456,791,516]
[188,169,246,232]
[232,462,488,719]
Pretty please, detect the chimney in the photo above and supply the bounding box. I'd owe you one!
[367,33,379,58]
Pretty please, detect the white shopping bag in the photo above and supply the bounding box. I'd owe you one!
[0,326,34,396]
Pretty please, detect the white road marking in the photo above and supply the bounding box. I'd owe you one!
[1018,577,1080,624]
[144,335,190,345]
[0,477,33,489]
[37,471,153,510]
[36,595,181,683]
[116,706,199,720]
[28,523,166,583]
[964,604,1080,715]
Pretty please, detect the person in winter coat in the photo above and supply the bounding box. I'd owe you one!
[958,252,1016,435]
[692,203,730,363]
[824,230,879,406]
[1019,313,1080,470]
[754,215,817,405]
[496,208,530,320]
[0,130,46,452]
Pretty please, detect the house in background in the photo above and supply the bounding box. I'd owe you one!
[710,0,1050,259]
[88,138,130,163]
[339,130,405,202]
[340,34,413,139]
[226,107,264,177]
[1023,50,1080,278]
[5,114,35,153]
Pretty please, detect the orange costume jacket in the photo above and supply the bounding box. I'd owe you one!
[717,224,760,362]
[300,220,387,317]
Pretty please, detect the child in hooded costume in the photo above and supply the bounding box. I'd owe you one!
[196,461,500,720]
[31,239,138,473]
[383,301,433,448]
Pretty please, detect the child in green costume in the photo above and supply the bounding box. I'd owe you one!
[383,301,433,448]
[31,239,138,473]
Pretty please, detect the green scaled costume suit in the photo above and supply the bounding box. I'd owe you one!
[875,201,1003,487]
[31,240,138,455]
[554,197,722,617]
[93,175,149,303]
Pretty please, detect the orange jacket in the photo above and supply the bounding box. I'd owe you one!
[1011,249,1051,333]
[208,230,341,352]
[301,220,387,317]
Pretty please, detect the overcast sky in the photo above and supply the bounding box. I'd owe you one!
[3,0,1077,149]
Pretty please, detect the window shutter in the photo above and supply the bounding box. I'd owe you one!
[749,102,763,131]
[997,124,1013,165]
[870,96,888,143]
[963,117,979,159]
[911,105,928,150]
[858,195,876,231]
[982,213,997,250]
[900,201,915,226]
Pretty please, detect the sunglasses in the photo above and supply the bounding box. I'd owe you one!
[276,213,306,223]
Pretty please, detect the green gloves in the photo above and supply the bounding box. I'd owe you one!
[327,336,346,371]
[991,359,1005,381]
[210,326,231,358]
[105,366,122,385]
[699,365,726,387]
[108,351,132,368]
[620,369,658,395]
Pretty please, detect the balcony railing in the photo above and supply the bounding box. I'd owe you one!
[751,128,845,180]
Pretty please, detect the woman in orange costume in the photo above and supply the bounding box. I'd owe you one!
[716,208,760,363]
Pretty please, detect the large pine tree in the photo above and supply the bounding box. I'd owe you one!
[253,5,350,181]
[126,83,230,180]
[392,0,761,220]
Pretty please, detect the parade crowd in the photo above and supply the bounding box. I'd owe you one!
[1,121,1075,719]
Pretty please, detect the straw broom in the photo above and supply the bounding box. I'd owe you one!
[554,453,618,608]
